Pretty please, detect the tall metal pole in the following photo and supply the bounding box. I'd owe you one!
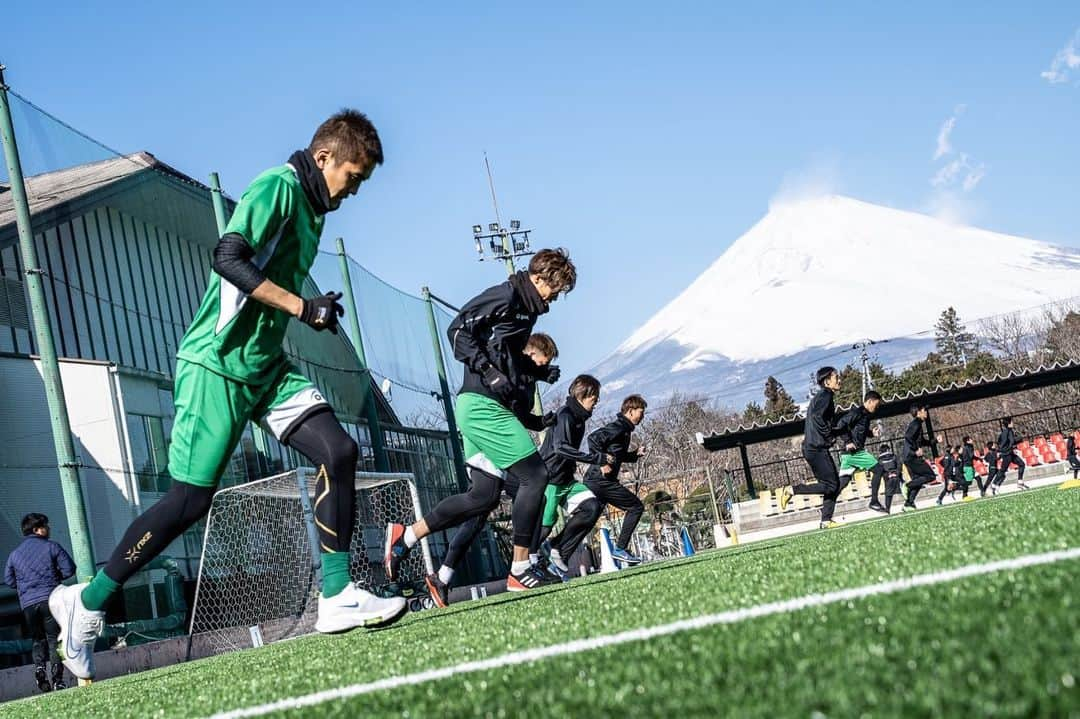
[334,238,390,473]
[208,172,229,234]
[422,287,468,491]
[0,66,96,579]
[703,466,721,526]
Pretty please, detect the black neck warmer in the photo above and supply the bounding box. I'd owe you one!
[288,149,333,215]
[566,394,593,422]
[508,270,548,315]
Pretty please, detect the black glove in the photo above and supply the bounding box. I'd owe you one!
[539,364,561,384]
[299,291,345,333]
[542,411,558,427]
[482,364,514,400]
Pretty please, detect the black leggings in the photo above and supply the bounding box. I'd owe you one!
[426,452,549,548]
[995,452,1025,484]
[102,409,358,584]
[793,448,849,522]
[585,478,644,549]
[551,497,603,560]
[1069,456,1080,479]
[285,409,360,553]
[903,458,936,504]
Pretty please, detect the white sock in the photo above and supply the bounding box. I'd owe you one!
[403,526,419,548]
[549,549,568,572]
[511,560,531,575]
[437,565,454,585]
[529,553,539,565]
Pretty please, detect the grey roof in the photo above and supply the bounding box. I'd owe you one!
[0,152,161,229]
[699,360,1080,444]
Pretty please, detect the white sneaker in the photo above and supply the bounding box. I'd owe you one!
[315,583,408,634]
[49,583,104,680]
[549,549,570,573]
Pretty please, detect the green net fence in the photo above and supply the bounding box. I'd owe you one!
[308,252,462,431]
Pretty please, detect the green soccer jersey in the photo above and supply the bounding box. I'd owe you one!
[177,164,324,383]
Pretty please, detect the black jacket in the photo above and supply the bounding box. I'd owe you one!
[879,448,900,478]
[584,415,640,483]
[448,272,548,413]
[961,444,975,468]
[1068,436,1077,458]
[802,388,837,451]
[539,396,604,485]
[834,406,873,451]
[902,418,930,462]
[998,427,1019,455]
[984,448,999,471]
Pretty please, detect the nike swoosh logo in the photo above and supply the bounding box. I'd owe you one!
[65,610,82,660]
[336,602,360,609]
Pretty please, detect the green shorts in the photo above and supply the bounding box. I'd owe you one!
[963,466,975,483]
[839,450,879,471]
[542,482,594,527]
[168,359,328,487]
[455,392,537,470]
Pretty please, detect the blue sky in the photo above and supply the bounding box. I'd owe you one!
[5,2,1080,378]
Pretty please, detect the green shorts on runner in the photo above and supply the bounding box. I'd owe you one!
[963,466,975,483]
[455,392,537,470]
[541,482,594,527]
[840,450,879,472]
[168,359,329,487]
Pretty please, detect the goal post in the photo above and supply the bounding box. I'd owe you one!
[189,468,432,655]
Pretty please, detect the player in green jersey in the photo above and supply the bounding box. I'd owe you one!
[50,110,404,682]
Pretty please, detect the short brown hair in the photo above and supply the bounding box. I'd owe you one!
[528,248,577,295]
[309,109,384,167]
[569,374,601,401]
[621,394,647,414]
[526,333,558,360]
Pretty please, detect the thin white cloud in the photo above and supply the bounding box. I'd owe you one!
[933,105,965,160]
[1041,28,1080,84]
[962,163,986,192]
[929,106,985,194]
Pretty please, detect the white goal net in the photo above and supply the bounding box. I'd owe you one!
[189,469,432,655]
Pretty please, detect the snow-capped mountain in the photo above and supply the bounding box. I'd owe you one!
[577,195,1080,410]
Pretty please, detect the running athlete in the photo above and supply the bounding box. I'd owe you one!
[833,391,884,511]
[899,405,937,510]
[778,367,846,529]
[50,111,404,681]
[538,374,611,578]
[384,250,576,592]
[994,417,1028,490]
[583,395,649,564]
[423,333,561,607]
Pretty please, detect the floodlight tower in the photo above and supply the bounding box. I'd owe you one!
[471,155,534,278]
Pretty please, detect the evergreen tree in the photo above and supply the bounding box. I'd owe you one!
[763,376,799,420]
[742,401,767,425]
[935,306,978,367]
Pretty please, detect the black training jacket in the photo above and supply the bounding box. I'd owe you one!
[448,277,547,411]
[584,415,639,483]
[834,405,873,451]
[984,448,999,470]
[961,444,975,468]
[802,388,837,452]
[902,418,930,462]
[539,396,604,485]
[998,427,1019,455]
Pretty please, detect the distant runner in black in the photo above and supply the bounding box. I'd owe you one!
[994,417,1028,490]
[779,366,847,529]
[900,405,937,510]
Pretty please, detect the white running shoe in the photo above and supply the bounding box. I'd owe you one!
[49,583,104,681]
[548,549,570,574]
[315,583,408,634]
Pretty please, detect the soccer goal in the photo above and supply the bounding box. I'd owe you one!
[189,469,432,655]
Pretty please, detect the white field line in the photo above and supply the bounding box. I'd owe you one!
[209,547,1080,719]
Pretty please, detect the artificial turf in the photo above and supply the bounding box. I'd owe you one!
[4,488,1078,719]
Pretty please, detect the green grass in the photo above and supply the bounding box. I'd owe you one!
[5,488,1079,718]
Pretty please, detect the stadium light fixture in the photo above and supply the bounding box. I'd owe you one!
[488,222,499,232]
[510,219,521,230]
[472,224,483,235]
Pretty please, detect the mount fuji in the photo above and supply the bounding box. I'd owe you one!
[578,195,1080,411]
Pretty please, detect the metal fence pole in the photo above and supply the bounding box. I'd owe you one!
[0,65,96,579]
[208,172,229,234]
[334,238,390,473]
[703,466,721,525]
[422,287,468,491]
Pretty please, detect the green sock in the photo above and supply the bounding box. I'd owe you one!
[321,552,351,598]
[81,571,120,612]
